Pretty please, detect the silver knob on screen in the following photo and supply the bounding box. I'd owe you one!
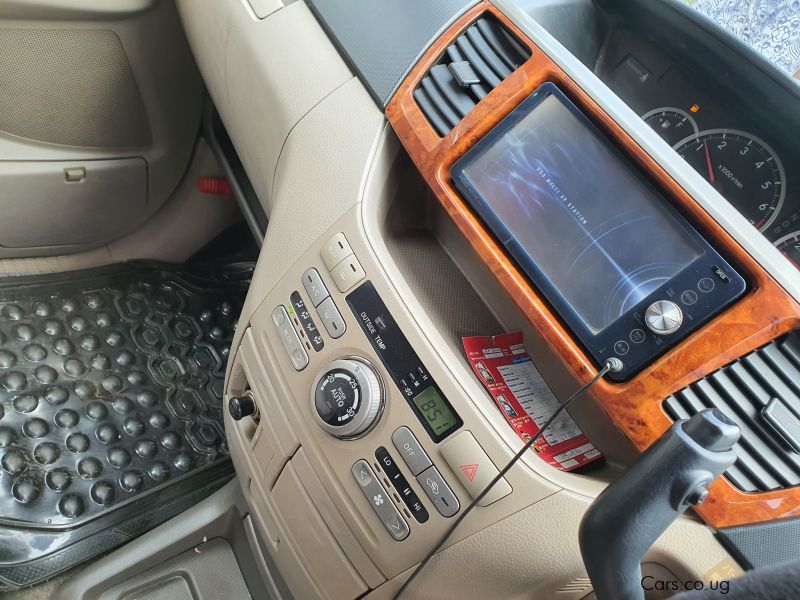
[644,300,683,335]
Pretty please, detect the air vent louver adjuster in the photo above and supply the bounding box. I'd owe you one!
[413,16,531,136]
[664,332,800,493]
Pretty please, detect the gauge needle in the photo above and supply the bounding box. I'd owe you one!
[703,139,716,185]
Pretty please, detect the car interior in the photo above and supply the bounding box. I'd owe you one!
[1,0,800,598]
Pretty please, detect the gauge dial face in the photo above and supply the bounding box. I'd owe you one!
[673,129,786,231]
[642,107,699,145]
[775,231,800,269]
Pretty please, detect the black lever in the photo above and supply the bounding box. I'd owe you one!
[579,408,740,600]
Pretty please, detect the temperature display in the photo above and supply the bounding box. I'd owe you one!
[412,386,460,436]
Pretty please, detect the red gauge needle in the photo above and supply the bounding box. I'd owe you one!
[703,139,716,185]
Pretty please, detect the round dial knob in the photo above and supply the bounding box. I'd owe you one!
[644,300,683,335]
[311,358,384,439]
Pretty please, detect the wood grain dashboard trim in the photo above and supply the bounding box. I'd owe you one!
[386,1,800,529]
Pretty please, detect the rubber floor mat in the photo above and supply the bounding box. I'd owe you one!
[0,261,250,590]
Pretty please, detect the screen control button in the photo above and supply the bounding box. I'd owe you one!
[698,277,716,293]
[392,426,432,476]
[272,306,308,371]
[321,232,354,271]
[680,290,699,306]
[416,465,459,518]
[440,431,511,507]
[302,268,329,307]
[613,340,630,355]
[316,297,347,339]
[629,329,646,344]
[331,256,366,293]
[644,300,683,336]
[352,460,409,541]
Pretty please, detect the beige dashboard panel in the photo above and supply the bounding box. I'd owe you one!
[175,0,354,216]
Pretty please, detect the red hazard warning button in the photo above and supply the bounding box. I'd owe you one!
[460,464,479,482]
[441,431,512,506]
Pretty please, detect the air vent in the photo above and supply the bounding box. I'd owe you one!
[413,16,531,136]
[664,332,800,493]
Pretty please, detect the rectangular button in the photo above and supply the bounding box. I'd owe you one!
[330,256,366,293]
[316,297,346,339]
[290,291,324,352]
[376,447,429,524]
[392,426,432,476]
[302,268,329,307]
[352,460,409,541]
[271,306,308,371]
[416,466,459,518]
[440,431,512,507]
[321,232,354,271]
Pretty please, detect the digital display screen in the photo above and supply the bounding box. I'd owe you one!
[459,93,703,333]
[412,386,460,436]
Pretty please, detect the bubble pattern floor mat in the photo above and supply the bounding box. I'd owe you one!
[0,261,250,590]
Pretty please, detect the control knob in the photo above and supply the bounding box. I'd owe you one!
[644,300,683,335]
[311,358,384,439]
[229,392,257,421]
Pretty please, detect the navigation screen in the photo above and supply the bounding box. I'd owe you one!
[458,92,702,333]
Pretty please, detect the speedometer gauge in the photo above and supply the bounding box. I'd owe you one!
[673,129,786,231]
[642,107,698,145]
[775,231,800,269]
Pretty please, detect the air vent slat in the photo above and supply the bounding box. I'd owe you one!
[429,64,475,118]
[413,88,452,137]
[465,25,512,80]
[413,15,530,136]
[475,18,528,70]
[663,331,800,493]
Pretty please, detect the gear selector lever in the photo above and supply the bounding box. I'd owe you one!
[579,408,740,600]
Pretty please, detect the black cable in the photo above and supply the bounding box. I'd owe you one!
[393,360,614,599]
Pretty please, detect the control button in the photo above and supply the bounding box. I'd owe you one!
[321,232,354,271]
[330,256,366,293]
[644,300,683,336]
[376,447,429,523]
[629,328,646,344]
[392,427,433,476]
[416,465,459,518]
[698,277,716,294]
[271,306,308,371]
[352,460,409,541]
[712,265,731,283]
[613,340,630,356]
[290,291,324,352]
[317,297,346,339]
[302,268,329,307]
[440,431,511,507]
[311,358,383,439]
[680,290,699,306]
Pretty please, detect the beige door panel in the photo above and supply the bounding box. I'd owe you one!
[0,0,202,256]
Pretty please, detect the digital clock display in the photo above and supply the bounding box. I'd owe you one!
[412,386,460,436]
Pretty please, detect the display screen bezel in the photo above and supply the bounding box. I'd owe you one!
[450,82,746,377]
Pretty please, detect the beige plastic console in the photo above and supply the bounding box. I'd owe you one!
[220,67,740,597]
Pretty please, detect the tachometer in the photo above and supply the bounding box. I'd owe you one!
[642,107,698,145]
[673,129,786,231]
[775,231,800,269]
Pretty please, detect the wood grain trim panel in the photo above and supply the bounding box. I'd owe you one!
[386,1,800,528]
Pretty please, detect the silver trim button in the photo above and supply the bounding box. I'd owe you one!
[271,306,308,371]
[352,460,409,541]
[316,297,347,339]
[416,465,459,518]
[302,268,329,307]
[644,300,683,336]
[392,426,432,476]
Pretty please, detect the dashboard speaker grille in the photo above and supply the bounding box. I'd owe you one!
[664,332,800,493]
[413,15,530,136]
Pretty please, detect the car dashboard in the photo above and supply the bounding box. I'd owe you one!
[173,0,800,597]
